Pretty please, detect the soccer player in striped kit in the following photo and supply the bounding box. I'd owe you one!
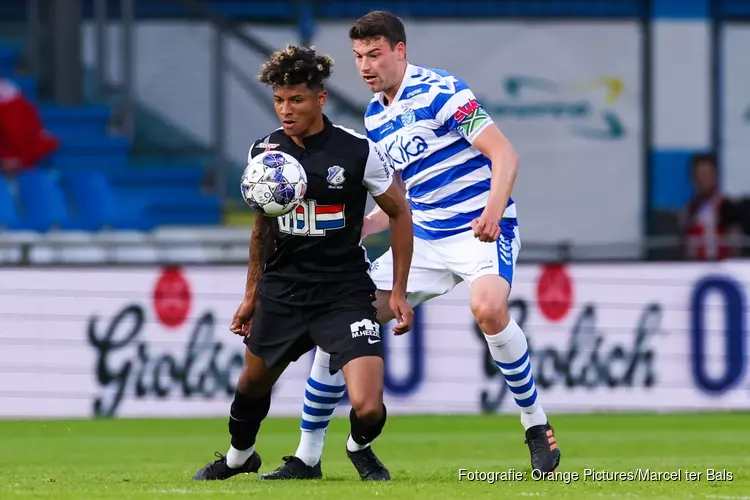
[260,11,561,481]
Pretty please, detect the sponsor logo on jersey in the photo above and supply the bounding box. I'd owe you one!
[277,200,345,236]
[453,98,481,123]
[326,165,346,188]
[454,99,491,141]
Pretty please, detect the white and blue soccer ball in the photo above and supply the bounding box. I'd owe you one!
[240,151,307,217]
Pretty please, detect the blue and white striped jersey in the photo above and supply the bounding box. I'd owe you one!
[364,64,516,241]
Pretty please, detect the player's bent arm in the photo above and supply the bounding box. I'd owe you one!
[362,139,413,295]
[244,215,275,301]
[364,171,405,234]
[372,183,413,297]
[472,125,519,221]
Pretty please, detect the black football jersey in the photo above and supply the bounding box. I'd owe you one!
[248,115,394,305]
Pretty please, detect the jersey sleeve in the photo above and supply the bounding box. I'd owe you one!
[432,81,494,144]
[362,139,394,197]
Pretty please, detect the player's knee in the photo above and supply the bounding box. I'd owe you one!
[237,354,275,398]
[236,370,269,398]
[349,394,384,425]
[471,298,510,334]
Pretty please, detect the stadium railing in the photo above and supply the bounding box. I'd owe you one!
[2,230,749,266]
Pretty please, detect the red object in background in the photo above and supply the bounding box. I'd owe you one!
[0,79,59,173]
[684,194,737,260]
[153,266,192,329]
[536,264,573,322]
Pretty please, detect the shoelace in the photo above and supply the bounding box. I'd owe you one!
[206,452,227,471]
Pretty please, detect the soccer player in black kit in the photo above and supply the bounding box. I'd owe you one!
[192,45,414,482]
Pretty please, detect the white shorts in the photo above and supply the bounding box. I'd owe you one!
[368,221,521,307]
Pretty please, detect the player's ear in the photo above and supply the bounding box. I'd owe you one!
[395,41,406,60]
[318,89,328,106]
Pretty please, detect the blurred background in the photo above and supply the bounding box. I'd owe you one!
[1,0,749,420]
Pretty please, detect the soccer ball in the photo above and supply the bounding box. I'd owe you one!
[240,151,307,217]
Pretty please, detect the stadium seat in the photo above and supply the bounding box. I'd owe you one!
[41,105,111,131]
[0,176,23,229]
[0,46,19,73]
[15,170,97,231]
[61,171,155,231]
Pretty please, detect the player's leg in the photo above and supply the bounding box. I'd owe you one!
[312,295,391,481]
[294,348,346,466]
[340,354,389,481]
[447,222,560,474]
[261,240,455,480]
[194,295,312,480]
[193,348,287,480]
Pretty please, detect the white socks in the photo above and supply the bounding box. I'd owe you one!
[226,445,254,468]
[346,434,370,452]
[484,318,548,430]
[295,348,346,467]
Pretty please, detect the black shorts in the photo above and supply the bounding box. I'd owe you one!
[244,289,382,374]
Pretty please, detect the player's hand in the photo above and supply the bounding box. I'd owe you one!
[471,213,501,243]
[230,298,256,337]
[389,294,414,335]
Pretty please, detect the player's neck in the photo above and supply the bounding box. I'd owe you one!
[383,63,408,106]
[291,115,325,148]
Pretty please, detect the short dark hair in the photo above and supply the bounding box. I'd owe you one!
[690,152,717,173]
[348,10,406,48]
[257,45,333,90]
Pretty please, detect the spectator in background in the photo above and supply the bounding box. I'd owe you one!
[0,78,58,174]
[682,153,742,260]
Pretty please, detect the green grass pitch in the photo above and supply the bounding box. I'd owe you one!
[0,413,747,499]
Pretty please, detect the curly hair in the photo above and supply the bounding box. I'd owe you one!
[257,45,334,90]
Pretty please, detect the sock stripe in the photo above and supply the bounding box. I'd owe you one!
[494,350,529,371]
[306,377,346,394]
[514,389,538,408]
[498,360,531,382]
[304,390,340,405]
[305,383,346,399]
[303,403,335,418]
[507,375,535,395]
[301,419,330,430]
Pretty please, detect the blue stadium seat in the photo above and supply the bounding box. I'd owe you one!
[0,176,23,229]
[16,170,98,231]
[148,195,223,226]
[107,165,207,188]
[41,105,112,138]
[61,171,155,231]
[0,46,19,73]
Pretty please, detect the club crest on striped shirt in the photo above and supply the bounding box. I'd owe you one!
[327,165,345,189]
[401,108,416,126]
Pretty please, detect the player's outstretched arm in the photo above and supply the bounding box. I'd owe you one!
[470,125,519,242]
[363,140,414,334]
[362,171,406,239]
